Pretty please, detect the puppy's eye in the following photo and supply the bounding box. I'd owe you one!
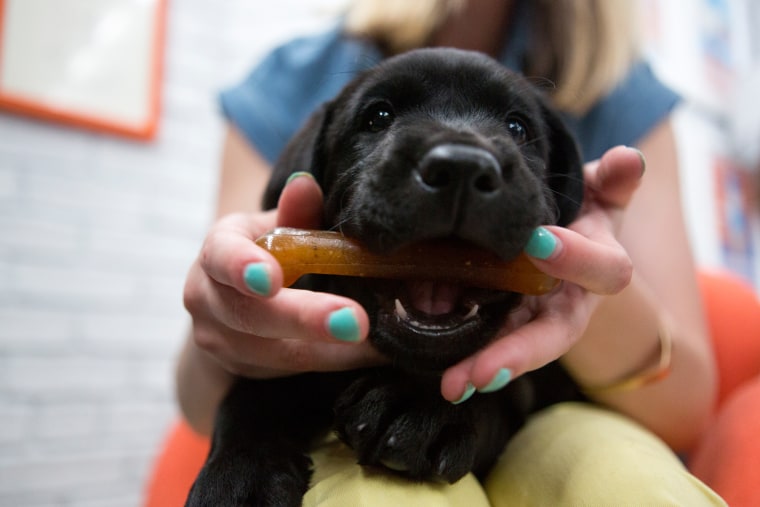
[364,103,395,133]
[506,116,528,143]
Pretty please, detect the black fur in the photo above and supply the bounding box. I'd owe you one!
[186,48,585,507]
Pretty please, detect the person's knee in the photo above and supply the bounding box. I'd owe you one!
[484,402,726,506]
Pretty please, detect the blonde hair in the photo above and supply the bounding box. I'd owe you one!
[344,0,639,114]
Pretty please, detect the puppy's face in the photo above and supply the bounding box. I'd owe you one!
[266,48,583,371]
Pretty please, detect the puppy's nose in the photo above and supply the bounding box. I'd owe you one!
[415,144,501,194]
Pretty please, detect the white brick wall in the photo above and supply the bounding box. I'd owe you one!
[0,1,344,505]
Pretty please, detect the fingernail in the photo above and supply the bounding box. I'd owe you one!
[452,383,476,405]
[524,227,558,260]
[286,171,315,185]
[243,262,271,296]
[327,307,361,342]
[628,146,647,176]
[478,368,512,393]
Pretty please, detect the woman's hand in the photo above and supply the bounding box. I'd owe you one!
[183,173,382,379]
[184,145,644,403]
[440,146,645,402]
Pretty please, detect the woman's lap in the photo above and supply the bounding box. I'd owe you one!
[304,402,726,506]
[485,402,725,506]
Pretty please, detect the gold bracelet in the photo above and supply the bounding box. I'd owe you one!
[581,322,673,395]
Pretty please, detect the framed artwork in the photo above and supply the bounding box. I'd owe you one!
[715,157,759,283]
[0,0,167,140]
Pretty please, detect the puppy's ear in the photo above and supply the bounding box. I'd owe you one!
[261,103,332,210]
[540,104,584,227]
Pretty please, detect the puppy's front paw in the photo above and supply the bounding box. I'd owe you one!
[333,374,477,483]
[185,447,310,507]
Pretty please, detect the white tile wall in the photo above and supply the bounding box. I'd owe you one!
[0,1,345,505]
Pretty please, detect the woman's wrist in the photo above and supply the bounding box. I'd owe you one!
[560,273,665,393]
[579,318,672,395]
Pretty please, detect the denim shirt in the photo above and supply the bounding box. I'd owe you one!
[221,16,678,164]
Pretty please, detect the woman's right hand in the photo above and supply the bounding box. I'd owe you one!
[182,173,382,379]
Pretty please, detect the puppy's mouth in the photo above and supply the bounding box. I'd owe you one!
[367,279,519,372]
[389,281,490,331]
[313,236,528,372]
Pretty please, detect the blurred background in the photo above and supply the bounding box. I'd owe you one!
[0,0,757,506]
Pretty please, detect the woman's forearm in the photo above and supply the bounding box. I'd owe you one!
[561,120,718,451]
[561,273,716,451]
[176,334,236,436]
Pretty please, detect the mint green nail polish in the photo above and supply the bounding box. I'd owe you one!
[286,171,314,185]
[524,227,558,260]
[327,307,361,342]
[478,368,512,393]
[243,263,271,296]
[452,383,476,405]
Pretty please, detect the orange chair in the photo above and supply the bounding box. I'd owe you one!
[144,270,760,507]
[688,270,760,507]
[144,416,210,507]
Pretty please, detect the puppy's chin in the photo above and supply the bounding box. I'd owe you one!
[340,278,521,372]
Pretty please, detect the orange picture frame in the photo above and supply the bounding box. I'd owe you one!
[0,0,167,141]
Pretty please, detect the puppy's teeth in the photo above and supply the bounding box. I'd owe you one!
[394,299,409,320]
[464,304,480,320]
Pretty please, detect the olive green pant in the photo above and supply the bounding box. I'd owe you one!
[303,403,726,506]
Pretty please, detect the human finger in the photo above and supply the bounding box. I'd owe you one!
[197,212,285,298]
[194,318,382,377]
[199,172,325,299]
[524,225,633,296]
[277,172,324,229]
[223,331,382,376]
[440,286,594,402]
[204,280,371,344]
[187,266,379,375]
[585,145,645,210]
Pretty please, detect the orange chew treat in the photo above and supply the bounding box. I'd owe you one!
[255,228,559,295]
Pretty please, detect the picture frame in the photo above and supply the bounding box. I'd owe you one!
[0,0,167,141]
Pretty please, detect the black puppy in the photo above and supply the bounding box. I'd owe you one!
[186,48,585,506]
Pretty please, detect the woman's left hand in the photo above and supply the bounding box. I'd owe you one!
[440,145,645,402]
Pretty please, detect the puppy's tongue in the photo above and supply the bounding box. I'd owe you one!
[406,281,461,315]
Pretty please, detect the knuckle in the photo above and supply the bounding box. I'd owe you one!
[199,231,221,275]
[217,211,246,227]
[219,358,245,377]
[191,323,222,354]
[199,215,242,274]
[182,268,204,315]
[609,251,634,294]
[294,303,319,338]
[228,292,256,331]
[191,325,247,377]
[279,341,315,372]
[505,335,534,377]
[591,248,633,295]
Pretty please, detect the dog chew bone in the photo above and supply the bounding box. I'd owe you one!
[255,228,559,295]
